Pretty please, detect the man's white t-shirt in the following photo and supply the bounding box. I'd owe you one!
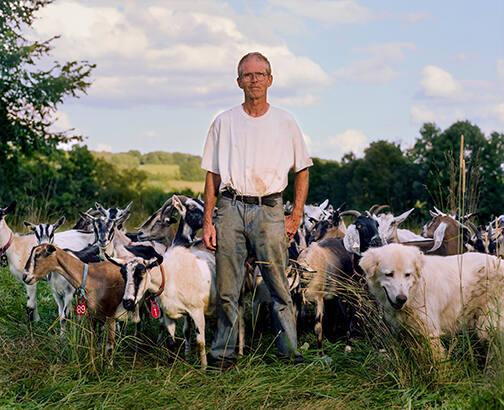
[201,105,313,196]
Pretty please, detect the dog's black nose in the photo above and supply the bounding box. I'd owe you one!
[396,294,407,306]
[123,299,134,311]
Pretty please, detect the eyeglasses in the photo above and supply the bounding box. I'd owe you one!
[240,72,270,82]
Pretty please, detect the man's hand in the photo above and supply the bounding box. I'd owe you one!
[203,220,217,251]
[285,212,302,240]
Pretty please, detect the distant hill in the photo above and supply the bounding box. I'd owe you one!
[92,150,205,193]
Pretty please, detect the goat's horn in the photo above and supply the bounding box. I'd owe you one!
[368,204,380,214]
[433,206,445,216]
[374,205,389,215]
[427,222,447,253]
[340,210,361,218]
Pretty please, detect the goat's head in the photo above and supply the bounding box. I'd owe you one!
[105,254,161,311]
[82,213,116,250]
[23,243,57,285]
[303,199,331,232]
[343,211,382,255]
[136,197,180,241]
[0,202,16,223]
[373,208,414,244]
[24,216,65,245]
[95,201,132,230]
[173,196,204,232]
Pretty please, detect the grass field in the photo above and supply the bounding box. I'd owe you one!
[1,266,503,409]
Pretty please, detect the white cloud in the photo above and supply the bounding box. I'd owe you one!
[51,110,72,131]
[31,1,330,108]
[335,42,415,84]
[410,105,436,124]
[420,65,462,99]
[495,103,504,125]
[312,129,369,160]
[268,0,375,24]
[96,143,112,152]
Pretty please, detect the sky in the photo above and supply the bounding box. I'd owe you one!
[30,0,504,161]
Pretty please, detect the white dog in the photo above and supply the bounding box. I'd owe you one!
[359,243,504,356]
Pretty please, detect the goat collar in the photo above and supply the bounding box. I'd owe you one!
[0,232,13,256]
[76,263,89,299]
[152,263,166,297]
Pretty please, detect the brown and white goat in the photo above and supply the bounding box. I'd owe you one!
[23,244,129,350]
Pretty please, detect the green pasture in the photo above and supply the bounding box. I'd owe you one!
[1,266,503,409]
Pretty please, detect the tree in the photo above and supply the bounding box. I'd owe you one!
[408,121,504,220]
[0,0,94,201]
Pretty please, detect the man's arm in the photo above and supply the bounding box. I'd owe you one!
[203,171,221,251]
[285,167,309,240]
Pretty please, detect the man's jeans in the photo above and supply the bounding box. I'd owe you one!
[209,195,299,361]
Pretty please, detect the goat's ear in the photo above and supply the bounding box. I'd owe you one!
[172,195,185,215]
[320,199,329,210]
[53,216,66,230]
[79,211,93,221]
[45,244,57,256]
[123,201,133,213]
[343,224,361,255]
[104,253,124,267]
[5,201,16,215]
[146,257,161,270]
[394,208,414,225]
[359,248,379,278]
[24,221,36,231]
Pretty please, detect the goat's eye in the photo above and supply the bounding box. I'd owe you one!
[405,273,412,278]
[385,272,393,277]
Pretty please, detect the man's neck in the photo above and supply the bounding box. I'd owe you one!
[242,99,269,117]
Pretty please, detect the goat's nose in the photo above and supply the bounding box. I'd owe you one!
[395,294,407,306]
[22,273,27,283]
[123,299,134,311]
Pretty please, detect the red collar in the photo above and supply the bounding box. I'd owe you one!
[153,264,166,297]
[0,232,13,256]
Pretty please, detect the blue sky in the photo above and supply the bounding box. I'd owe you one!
[31,0,504,160]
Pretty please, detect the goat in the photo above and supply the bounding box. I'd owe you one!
[23,244,129,351]
[307,203,347,244]
[298,211,383,352]
[119,245,216,368]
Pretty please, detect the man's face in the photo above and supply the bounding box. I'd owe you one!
[237,57,272,100]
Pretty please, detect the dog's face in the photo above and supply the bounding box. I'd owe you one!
[360,244,424,310]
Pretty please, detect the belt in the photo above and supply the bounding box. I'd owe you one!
[222,190,282,207]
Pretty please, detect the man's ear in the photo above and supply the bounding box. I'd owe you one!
[359,248,379,278]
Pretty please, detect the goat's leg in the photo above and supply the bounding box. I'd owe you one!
[106,318,116,353]
[314,297,324,353]
[183,316,192,360]
[25,283,39,322]
[191,310,207,369]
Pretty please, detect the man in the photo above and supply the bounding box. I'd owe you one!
[201,52,312,369]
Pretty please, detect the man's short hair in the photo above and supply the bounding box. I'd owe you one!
[237,52,272,77]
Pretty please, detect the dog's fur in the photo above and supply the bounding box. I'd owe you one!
[360,243,504,356]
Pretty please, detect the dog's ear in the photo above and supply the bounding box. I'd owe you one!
[359,248,379,278]
[413,249,424,278]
